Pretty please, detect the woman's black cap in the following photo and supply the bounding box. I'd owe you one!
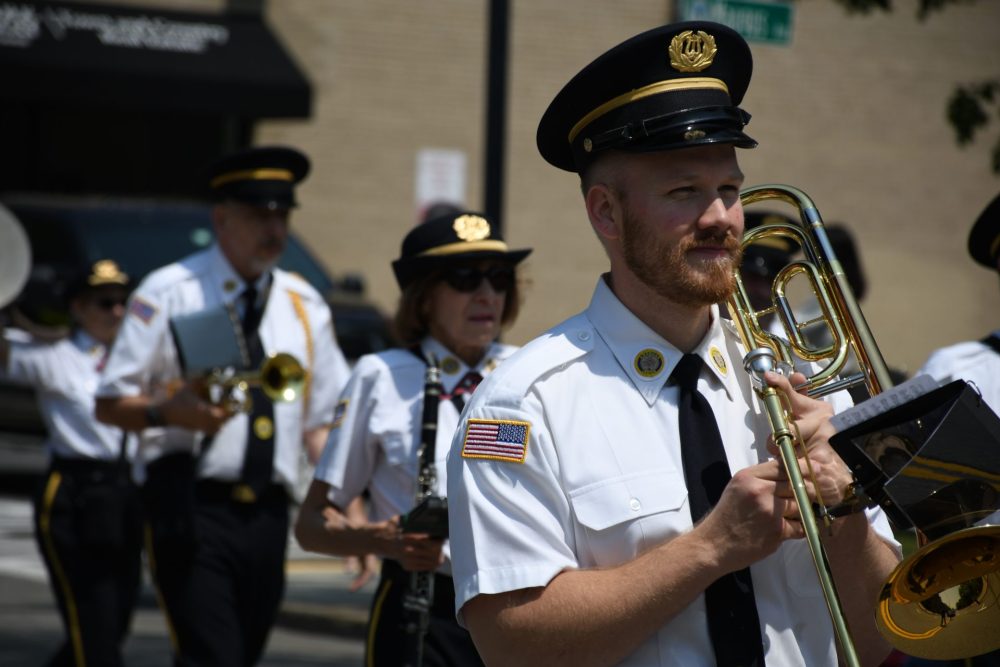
[391,210,532,289]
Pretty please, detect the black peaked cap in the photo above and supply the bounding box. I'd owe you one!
[391,210,532,289]
[537,21,756,173]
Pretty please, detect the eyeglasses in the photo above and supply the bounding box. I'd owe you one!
[442,266,516,293]
[94,297,127,311]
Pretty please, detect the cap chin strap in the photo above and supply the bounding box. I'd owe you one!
[584,106,754,155]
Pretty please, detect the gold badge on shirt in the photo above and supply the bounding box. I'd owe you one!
[253,416,274,440]
[441,357,461,375]
[633,348,665,378]
[710,346,728,376]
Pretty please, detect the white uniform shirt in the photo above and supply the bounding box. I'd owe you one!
[447,277,899,667]
[314,336,517,573]
[918,330,1000,413]
[96,244,350,491]
[4,329,126,461]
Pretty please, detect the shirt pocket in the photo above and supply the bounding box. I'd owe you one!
[569,468,689,567]
[381,431,417,475]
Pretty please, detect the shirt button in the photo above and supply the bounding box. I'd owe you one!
[629,498,641,511]
[577,331,591,341]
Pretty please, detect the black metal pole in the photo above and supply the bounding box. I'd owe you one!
[484,0,510,238]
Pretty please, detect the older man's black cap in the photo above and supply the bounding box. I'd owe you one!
[391,210,532,289]
[967,192,1000,269]
[205,146,310,209]
[537,21,756,173]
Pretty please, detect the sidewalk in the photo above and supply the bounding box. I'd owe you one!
[279,540,376,639]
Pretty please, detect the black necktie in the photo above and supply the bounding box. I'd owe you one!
[239,283,274,497]
[672,353,765,667]
[444,370,484,411]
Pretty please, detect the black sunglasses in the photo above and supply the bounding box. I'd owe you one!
[442,265,516,293]
[94,296,127,310]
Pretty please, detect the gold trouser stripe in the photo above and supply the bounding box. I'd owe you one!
[568,77,730,144]
[143,523,181,653]
[39,471,86,667]
[365,578,394,667]
[287,289,314,413]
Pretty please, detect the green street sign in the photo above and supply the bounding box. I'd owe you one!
[677,0,794,45]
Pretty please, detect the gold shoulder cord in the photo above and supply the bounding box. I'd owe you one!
[287,290,314,413]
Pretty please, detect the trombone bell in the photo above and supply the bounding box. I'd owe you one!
[876,525,1000,660]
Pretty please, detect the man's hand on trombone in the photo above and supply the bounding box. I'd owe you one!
[695,369,854,574]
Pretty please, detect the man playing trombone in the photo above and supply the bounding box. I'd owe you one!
[95,146,350,666]
[447,22,902,667]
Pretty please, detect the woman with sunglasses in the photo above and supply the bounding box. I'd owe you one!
[0,259,143,666]
[295,208,531,667]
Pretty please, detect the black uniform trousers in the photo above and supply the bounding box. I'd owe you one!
[142,455,289,667]
[366,558,484,667]
[33,456,143,667]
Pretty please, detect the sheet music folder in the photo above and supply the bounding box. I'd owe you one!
[168,304,249,377]
[830,375,1000,537]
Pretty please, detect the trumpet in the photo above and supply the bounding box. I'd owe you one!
[728,184,1000,663]
[204,352,306,413]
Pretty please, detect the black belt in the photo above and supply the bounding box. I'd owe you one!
[50,456,129,482]
[195,479,288,505]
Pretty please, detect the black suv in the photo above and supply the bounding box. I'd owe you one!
[0,194,394,465]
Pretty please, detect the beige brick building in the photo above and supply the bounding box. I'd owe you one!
[98,0,1000,374]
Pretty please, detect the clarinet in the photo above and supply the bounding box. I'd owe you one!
[401,357,443,667]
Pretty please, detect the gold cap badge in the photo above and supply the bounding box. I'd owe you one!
[668,30,717,73]
[453,214,491,242]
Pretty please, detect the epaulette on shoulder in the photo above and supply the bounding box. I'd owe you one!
[278,269,324,302]
[478,314,594,403]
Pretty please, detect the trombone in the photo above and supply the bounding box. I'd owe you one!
[727,184,886,667]
[727,184,1000,664]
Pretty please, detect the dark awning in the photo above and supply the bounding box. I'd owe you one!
[0,0,311,118]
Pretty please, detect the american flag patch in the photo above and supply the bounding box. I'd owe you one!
[127,297,157,324]
[332,398,349,428]
[461,419,530,463]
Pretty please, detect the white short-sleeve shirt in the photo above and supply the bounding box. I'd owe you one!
[314,336,517,573]
[96,244,350,490]
[4,329,126,461]
[447,277,899,667]
[918,331,1000,413]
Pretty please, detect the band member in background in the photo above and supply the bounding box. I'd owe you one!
[294,209,531,667]
[446,22,901,667]
[919,192,1000,412]
[95,146,350,666]
[1,260,141,667]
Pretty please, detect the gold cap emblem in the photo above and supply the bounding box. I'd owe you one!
[668,30,717,73]
[88,260,129,286]
[634,348,665,379]
[453,214,491,242]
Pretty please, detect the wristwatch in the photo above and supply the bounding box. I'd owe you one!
[145,404,167,428]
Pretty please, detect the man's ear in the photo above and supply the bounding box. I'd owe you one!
[585,182,623,242]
